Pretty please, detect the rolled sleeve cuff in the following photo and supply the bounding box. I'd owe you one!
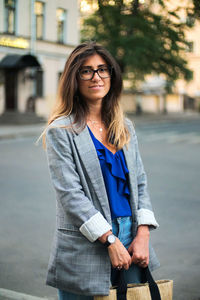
[79,212,112,242]
[137,208,159,229]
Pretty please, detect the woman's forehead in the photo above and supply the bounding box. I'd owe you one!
[81,54,107,67]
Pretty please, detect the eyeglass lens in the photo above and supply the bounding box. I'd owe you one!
[79,67,111,80]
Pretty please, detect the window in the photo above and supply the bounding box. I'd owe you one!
[57,71,62,86]
[4,0,16,34]
[36,68,43,97]
[56,8,66,43]
[35,1,45,39]
[186,15,195,27]
[186,42,194,53]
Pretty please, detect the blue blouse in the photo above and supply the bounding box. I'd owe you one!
[88,126,132,220]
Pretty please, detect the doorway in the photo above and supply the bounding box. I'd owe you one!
[5,69,18,110]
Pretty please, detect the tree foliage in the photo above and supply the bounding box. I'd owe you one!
[192,0,200,18]
[81,0,197,87]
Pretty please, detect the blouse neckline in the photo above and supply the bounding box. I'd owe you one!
[87,125,120,156]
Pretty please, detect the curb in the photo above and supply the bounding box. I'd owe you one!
[127,112,200,125]
[0,288,53,300]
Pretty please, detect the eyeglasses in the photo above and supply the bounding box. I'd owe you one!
[78,66,112,81]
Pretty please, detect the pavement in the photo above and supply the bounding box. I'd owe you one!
[0,121,50,300]
[0,110,199,300]
[0,123,47,141]
[126,110,200,125]
[0,288,50,300]
[0,111,199,141]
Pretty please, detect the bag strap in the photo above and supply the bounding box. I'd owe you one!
[116,269,127,300]
[142,267,161,300]
[116,267,161,300]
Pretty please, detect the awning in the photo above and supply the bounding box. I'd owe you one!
[0,54,41,69]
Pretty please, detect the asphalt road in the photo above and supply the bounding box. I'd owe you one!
[133,119,200,300]
[0,117,200,300]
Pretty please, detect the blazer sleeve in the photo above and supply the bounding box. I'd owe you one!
[128,120,159,229]
[45,126,112,242]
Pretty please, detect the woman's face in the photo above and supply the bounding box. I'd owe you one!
[77,54,111,105]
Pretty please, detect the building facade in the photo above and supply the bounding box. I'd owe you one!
[139,1,200,113]
[0,0,79,119]
[80,0,200,114]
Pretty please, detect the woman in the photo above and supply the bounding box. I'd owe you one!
[42,42,159,300]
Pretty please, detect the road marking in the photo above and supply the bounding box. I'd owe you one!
[0,288,54,300]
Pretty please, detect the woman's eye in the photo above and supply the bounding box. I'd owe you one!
[99,68,107,72]
[81,69,91,74]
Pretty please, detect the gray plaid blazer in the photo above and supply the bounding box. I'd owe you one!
[45,115,160,296]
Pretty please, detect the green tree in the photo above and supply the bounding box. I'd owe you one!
[191,0,200,18]
[81,0,195,87]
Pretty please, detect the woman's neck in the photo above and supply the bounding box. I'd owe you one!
[87,102,102,122]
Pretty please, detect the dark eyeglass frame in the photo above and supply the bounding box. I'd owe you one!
[78,66,113,81]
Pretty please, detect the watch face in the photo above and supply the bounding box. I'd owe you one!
[108,234,116,244]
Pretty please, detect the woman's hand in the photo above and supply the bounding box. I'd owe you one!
[98,231,131,270]
[127,225,150,268]
[108,237,132,270]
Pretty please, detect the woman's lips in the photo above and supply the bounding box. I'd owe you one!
[89,85,104,90]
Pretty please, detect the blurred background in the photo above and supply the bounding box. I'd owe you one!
[0,1,199,300]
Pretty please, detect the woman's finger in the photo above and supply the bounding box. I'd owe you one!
[123,263,129,270]
[138,260,148,268]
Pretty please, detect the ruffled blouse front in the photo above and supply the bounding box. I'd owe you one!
[88,126,132,220]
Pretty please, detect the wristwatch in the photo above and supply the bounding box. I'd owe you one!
[104,234,116,247]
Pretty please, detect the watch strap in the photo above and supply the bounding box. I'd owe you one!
[104,240,111,248]
[103,233,116,247]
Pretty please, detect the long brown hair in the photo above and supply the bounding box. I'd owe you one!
[39,41,130,149]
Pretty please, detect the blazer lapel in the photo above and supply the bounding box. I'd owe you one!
[123,142,138,217]
[74,126,112,224]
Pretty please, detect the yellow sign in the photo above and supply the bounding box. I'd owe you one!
[0,37,29,49]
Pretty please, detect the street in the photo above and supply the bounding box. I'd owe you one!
[133,118,200,300]
[0,117,200,300]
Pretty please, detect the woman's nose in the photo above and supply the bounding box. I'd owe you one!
[91,71,101,81]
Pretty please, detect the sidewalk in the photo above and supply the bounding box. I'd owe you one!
[0,112,199,141]
[0,288,54,300]
[126,111,200,125]
[0,123,46,141]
